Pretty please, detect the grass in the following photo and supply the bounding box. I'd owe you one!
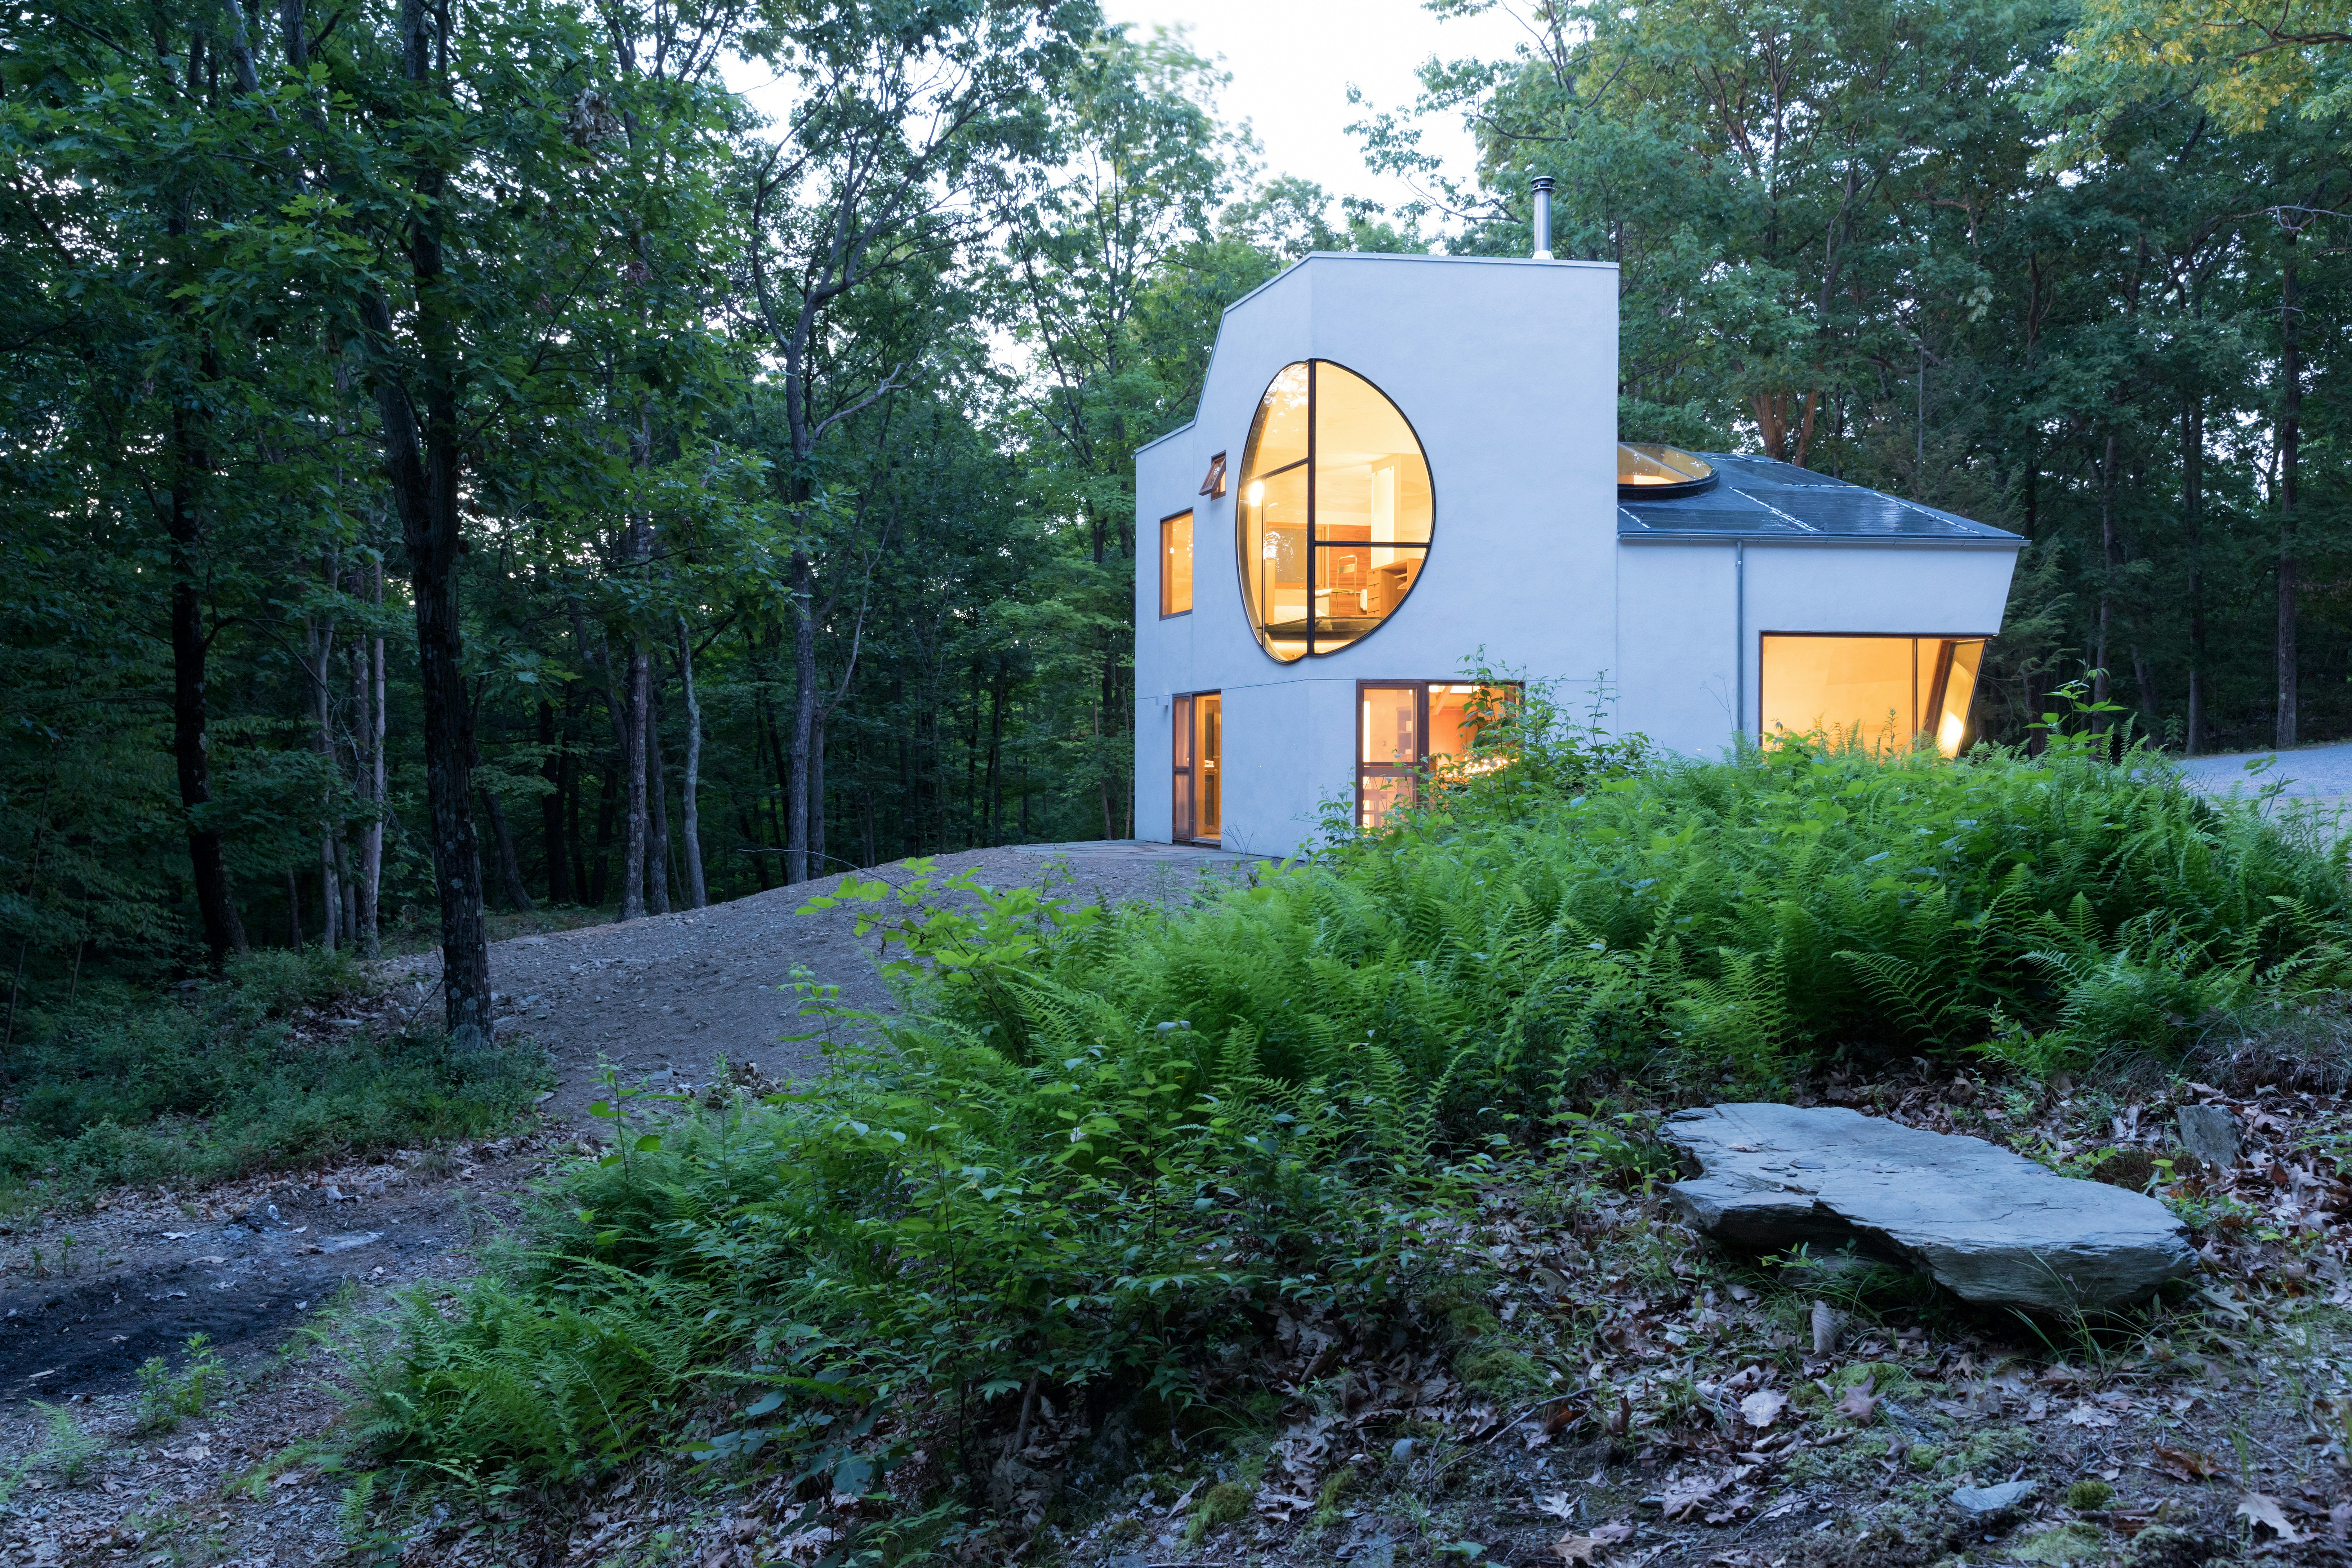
[0,947,549,1207]
[345,690,2352,1543]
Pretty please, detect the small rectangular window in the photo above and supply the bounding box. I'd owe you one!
[1160,510,1194,617]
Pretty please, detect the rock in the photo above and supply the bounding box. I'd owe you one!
[2174,1104,2240,1168]
[1952,1480,2036,1515]
[1662,1104,2194,1312]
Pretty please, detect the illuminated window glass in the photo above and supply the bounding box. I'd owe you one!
[1238,361,1432,662]
[1616,443,1715,498]
[1356,681,1517,829]
[1160,510,1193,617]
[1172,691,1221,841]
[1760,635,1988,757]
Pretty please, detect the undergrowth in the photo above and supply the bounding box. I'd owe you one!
[350,684,2352,1548]
[0,947,548,1204]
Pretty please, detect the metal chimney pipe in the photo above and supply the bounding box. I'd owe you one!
[1530,175,1556,260]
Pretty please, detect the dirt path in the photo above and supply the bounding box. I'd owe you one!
[0,842,1260,1566]
[377,841,1265,1124]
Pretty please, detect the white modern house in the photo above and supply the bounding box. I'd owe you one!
[1132,239,2024,856]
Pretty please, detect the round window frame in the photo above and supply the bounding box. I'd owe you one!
[1232,358,1437,664]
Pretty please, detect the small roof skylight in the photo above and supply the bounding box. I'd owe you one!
[1617,443,1715,499]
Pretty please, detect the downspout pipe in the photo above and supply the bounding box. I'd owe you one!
[1530,175,1555,261]
[1735,539,1747,744]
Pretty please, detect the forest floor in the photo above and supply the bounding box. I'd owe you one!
[0,843,1262,1568]
[9,842,2352,1568]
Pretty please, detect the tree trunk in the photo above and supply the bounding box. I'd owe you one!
[2183,394,2205,755]
[286,866,303,947]
[2278,239,2302,750]
[165,359,248,959]
[787,547,816,884]
[809,708,826,877]
[479,783,534,913]
[357,557,385,958]
[2094,433,2118,728]
[307,589,339,951]
[619,638,649,919]
[359,0,490,1046]
[676,618,706,907]
[539,698,571,903]
[646,676,671,915]
[590,763,616,907]
[983,668,1005,845]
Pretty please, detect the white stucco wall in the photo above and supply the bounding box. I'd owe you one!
[1616,540,2022,759]
[1131,251,2023,853]
[1134,252,1623,856]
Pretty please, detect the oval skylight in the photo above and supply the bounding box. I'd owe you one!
[1618,443,1716,499]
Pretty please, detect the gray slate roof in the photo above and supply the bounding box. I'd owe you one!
[1617,454,2024,546]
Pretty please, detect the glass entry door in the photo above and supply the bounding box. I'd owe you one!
[1172,692,1221,843]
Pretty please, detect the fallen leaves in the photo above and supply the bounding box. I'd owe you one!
[1835,1377,1878,1423]
[2237,1493,2305,1544]
[1737,1389,1787,1430]
[1554,1521,1636,1562]
[2151,1446,2221,1482]
[1646,1468,1759,1524]
[1651,1473,1728,1523]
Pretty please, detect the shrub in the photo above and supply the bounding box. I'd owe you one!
[0,953,546,1200]
[357,729,2352,1503]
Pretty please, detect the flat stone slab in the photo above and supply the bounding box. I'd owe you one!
[1951,1481,2036,1515]
[1662,1104,2195,1312]
[2175,1103,2241,1168]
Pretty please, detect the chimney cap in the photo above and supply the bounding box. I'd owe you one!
[1530,174,1557,192]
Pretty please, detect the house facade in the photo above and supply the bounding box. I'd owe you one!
[1133,251,2024,857]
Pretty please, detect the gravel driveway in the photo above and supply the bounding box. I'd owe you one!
[383,841,1267,1125]
[2172,740,2352,806]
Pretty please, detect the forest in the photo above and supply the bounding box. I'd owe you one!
[4,0,2351,1028]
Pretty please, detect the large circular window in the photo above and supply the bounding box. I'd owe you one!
[1237,360,1433,662]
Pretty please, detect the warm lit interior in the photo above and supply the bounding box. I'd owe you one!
[1617,443,1714,496]
[1172,691,1221,841]
[1357,682,1510,828]
[1160,510,1192,617]
[1759,635,1988,757]
[1239,361,1432,661]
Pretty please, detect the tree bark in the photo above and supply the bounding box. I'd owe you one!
[479,783,534,913]
[675,618,707,907]
[356,0,488,1046]
[539,698,570,903]
[2183,394,2205,755]
[2278,238,2302,750]
[619,637,649,918]
[810,707,827,876]
[589,762,616,907]
[306,579,339,951]
[2094,433,2118,729]
[646,675,671,915]
[356,555,385,958]
[164,340,248,958]
[787,547,816,884]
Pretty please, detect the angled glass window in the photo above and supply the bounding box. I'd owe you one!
[1760,635,1987,757]
[1238,361,1432,661]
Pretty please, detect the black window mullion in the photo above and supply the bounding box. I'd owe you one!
[1306,359,1318,657]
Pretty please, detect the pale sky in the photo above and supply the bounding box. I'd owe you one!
[1100,0,1532,229]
